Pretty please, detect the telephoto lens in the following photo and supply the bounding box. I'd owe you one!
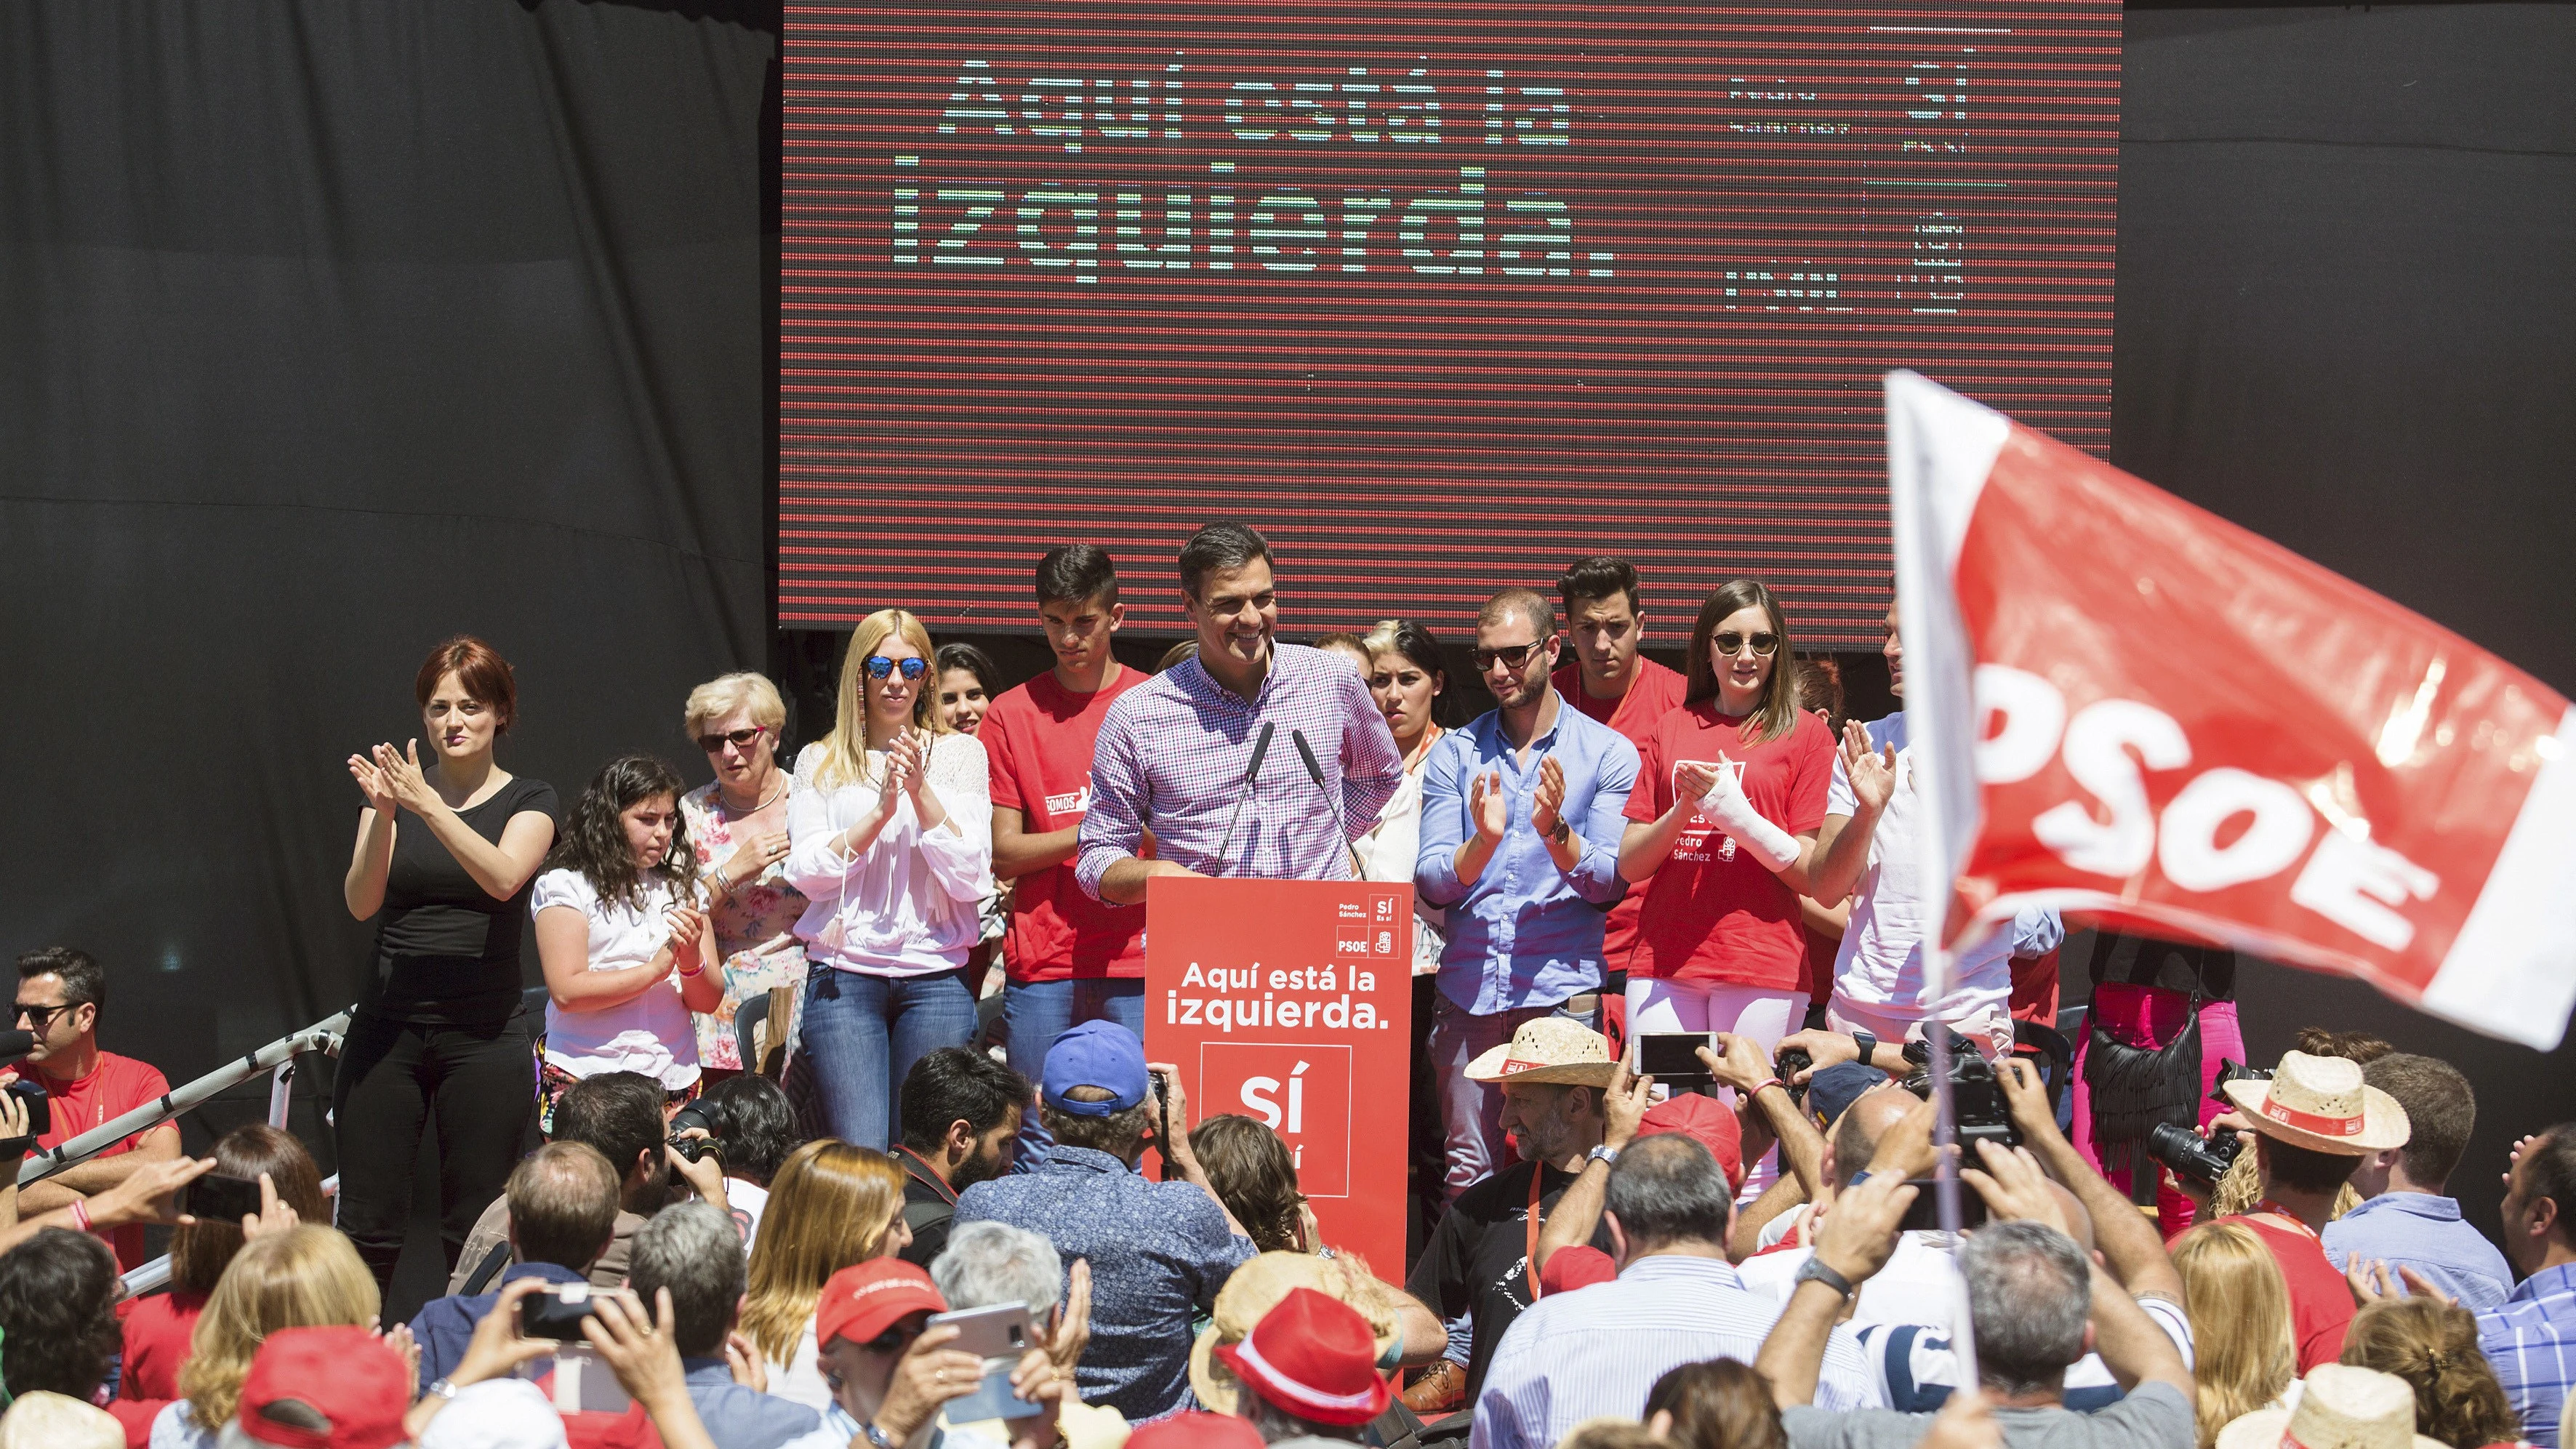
[668,1101,719,1163]
[2145,1120,2242,1183]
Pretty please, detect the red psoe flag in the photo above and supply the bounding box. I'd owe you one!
[1887,372,2576,1049]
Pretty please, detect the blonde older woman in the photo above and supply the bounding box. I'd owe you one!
[785,610,992,1149]
[680,672,811,1079]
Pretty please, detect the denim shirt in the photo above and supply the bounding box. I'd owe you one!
[954,1144,1254,1422]
[1415,699,1639,1015]
[2320,1191,2514,1311]
[682,1358,824,1449]
[409,1261,588,1388]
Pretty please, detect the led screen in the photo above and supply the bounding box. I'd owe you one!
[782,0,2119,645]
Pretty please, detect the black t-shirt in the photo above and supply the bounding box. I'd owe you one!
[897,1156,958,1269]
[2077,930,2238,1002]
[1405,1160,1614,1401]
[364,774,560,1024]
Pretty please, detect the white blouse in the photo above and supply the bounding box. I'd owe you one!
[783,734,993,976]
[1350,742,1447,973]
[531,869,699,1089]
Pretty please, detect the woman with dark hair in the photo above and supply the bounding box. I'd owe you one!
[1617,582,1842,1075]
[533,755,721,1126]
[338,635,559,1289]
[784,609,992,1150]
[1188,1113,1319,1254]
[118,1125,326,1407]
[933,642,1001,736]
[0,1229,124,1410]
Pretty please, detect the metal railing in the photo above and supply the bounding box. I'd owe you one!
[17,1010,349,1293]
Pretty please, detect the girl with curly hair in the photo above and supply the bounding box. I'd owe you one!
[533,753,721,1125]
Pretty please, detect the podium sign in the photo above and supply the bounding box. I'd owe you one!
[1144,877,1413,1281]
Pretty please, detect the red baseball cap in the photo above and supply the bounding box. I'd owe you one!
[233,1325,412,1449]
[814,1259,947,1351]
[1126,1411,1265,1449]
[1208,1288,1393,1427]
[1640,1093,1744,1195]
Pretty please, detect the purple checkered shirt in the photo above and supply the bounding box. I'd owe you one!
[1076,643,1405,901]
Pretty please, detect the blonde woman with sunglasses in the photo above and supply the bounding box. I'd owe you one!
[783,610,992,1150]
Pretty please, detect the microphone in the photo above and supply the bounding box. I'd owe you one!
[1290,728,1347,849]
[0,1030,31,1065]
[1213,722,1277,871]
[1245,721,1277,782]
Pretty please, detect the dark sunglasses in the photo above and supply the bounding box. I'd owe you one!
[15,1003,72,1030]
[1472,641,1546,673]
[864,655,930,681]
[696,726,769,755]
[1712,630,1780,657]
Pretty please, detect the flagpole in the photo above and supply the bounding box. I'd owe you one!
[1922,936,1981,1389]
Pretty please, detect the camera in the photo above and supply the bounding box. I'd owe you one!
[1946,1052,2019,1150]
[2146,1121,2245,1184]
[2208,1058,2273,1107]
[667,1101,718,1165]
[1772,1046,1813,1105]
[0,1079,49,1154]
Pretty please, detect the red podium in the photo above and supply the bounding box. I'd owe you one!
[1143,877,1413,1283]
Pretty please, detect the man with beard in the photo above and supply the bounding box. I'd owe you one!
[892,1046,1030,1268]
[1415,587,1639,1200]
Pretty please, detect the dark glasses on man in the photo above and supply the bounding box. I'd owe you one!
[864,655,930,681]
[696,726,769,755]
[1712,631,1780,657]
[15,1003,71,1031]
[1472,642,1546,673]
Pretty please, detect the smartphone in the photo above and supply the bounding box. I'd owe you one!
[1895,1179,1991,1234]
[519,1283,604,1342]
[176,1172,265,1224]
[928,1301,1043,1421]
[1634,1032,1716,1085]
[542,1343,631,1414]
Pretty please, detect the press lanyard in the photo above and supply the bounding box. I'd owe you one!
[1524,1168,1547,1301]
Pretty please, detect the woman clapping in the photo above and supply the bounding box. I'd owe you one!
[785,609,992,1150]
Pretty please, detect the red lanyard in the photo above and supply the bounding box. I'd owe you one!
[898,1147,958,1206]
[1524,1169,1547,1301]
[2252,1200,2320,1241]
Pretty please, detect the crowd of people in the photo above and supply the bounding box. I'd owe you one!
[0,521,2568,1449]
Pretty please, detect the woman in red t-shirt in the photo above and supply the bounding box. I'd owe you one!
[121,1124,326,1415]
[1617,580,1855,1056]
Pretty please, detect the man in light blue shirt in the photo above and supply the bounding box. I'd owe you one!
[1416,587,1638,1201]
[2322,1053,2513,1310]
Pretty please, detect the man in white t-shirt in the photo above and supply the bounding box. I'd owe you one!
[1803,595,2059,1061]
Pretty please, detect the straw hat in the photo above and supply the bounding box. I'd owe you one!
[1190,1252,1398,1415]
[2215,1365,2444,1449]
[1464,1016,1618,1088]
[2220,1051,2411,1155]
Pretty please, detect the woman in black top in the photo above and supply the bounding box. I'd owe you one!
[339,635,559,1290]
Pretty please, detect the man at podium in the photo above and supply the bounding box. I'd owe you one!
[1077,523,1405,903]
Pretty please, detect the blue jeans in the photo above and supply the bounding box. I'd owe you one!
[1002,978,1147,1166]
[798,963,977,1150]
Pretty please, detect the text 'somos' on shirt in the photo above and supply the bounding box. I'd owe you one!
[982,667,1151,982]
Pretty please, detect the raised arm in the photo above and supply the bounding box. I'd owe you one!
[1756,1171,1915,1408]
[1534,1063,1650,1272]
[1994,1057,2185,1304]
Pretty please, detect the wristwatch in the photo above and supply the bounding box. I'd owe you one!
[1793,1256,1857,1299]
[422,1379,460,1404]
[1586,1144,1620,1168]
[860,1423,898,1449]
[1850,1029,1878,1070]
[1547,814,1573,846]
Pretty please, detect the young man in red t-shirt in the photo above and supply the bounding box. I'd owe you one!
[10,947,180,1269]
[1549,557,1687,1056]
[982,545,1154,1163]
[2196,1049,2411,1370]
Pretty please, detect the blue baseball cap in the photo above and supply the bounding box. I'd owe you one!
[1043,1019,1150,1115]
[1807,1062,1886,1131]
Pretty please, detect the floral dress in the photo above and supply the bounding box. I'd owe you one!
[680,780,813,1071]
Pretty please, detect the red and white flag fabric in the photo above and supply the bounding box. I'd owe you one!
[1887,371,2576,1050]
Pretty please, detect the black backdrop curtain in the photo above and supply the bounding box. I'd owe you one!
[0,0,777,1201]
[2116,1,2576,1235]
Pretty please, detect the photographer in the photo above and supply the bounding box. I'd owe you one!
[1754,1164,2194,1449]
[2194,1051,2409,1370]
[951,1021,1256,1421]
[412,1141,623,1386]
[450,1070,674,1293]
[9,947,183,1270]
[681,1072,803,1245]
[401,1275,733,1449]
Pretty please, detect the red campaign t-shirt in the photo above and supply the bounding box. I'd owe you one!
[983,666,1152,982]
[1552,658,1687,975]
[35,1051,174,1269]
[119,1290,205,1402]
[1623,704,1834,990]
[2227,1214,2355,1371]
